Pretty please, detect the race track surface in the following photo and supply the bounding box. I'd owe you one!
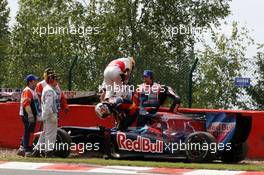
[0,161,264,175]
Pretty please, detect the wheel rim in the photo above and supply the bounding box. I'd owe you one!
[186,135,208,160]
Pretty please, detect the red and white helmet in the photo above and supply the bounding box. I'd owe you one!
[95,103,111,119]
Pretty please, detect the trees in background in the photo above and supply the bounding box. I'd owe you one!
[3,0,231,106]
[0,0,10,87]
[2,1,262,109]
[248,49,264,110]
[6,0,81,88]
[193,23,255,109]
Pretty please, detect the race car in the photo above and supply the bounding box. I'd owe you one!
[43,86,252,163]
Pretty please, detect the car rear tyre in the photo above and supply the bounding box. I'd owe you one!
[221,142,248,163]
[185,132,217,163]
[54,128,72,158]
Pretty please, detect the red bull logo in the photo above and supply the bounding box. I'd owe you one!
[117,132,163,153]
[207,122,235,141]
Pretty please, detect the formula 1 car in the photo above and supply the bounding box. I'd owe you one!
[50,87,252,163]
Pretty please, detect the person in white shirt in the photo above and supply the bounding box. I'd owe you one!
[32,72,60,157]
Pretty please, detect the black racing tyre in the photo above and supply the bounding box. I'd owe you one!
[54,128,72,158]
[185,132,217,163]
[32,133,46,157]
[221,142,248,163]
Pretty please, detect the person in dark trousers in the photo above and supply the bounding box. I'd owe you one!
[17,74,40,157]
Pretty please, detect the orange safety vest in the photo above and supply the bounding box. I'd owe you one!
[19,86,40,117]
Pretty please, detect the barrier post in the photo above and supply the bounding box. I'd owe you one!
[68,56,78,91]
[188,58,198,108]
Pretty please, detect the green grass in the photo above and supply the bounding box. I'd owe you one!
[0,156,264,171]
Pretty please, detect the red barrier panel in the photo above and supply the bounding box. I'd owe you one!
[58,104,115,128]
[0,102,114,149]
[246,112,264,159]
[0,102,22,148]
[0,102,264,159]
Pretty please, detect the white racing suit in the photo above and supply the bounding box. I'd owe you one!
[102,60,126,99]
[34,84,59,153]
[117,57,134,84]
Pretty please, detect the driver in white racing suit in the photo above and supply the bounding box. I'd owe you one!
[117,57,135,84]
[100,57,135,101]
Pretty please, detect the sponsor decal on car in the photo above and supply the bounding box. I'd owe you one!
[117,132,164,153]
[206,112,236,144]
[207,122,235,137]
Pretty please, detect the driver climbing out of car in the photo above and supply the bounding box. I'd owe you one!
[100,57,136,101]
[133,70,163,127]
[117,57,136,84]
[134,70,161,113]
[95,92,138,131]
[134,70,181,127]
